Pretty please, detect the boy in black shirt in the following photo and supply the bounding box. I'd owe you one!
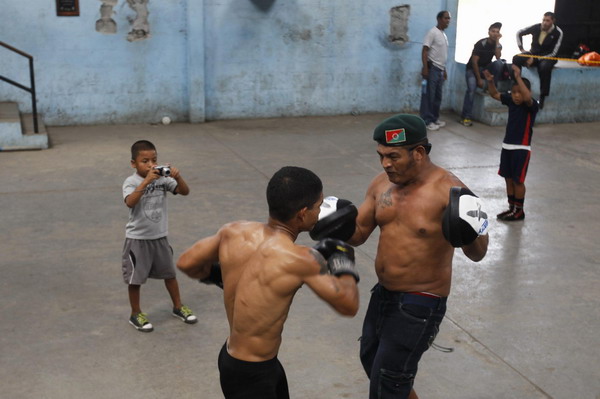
[484,66,539,221]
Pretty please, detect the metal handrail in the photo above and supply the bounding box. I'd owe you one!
[0,41,38,133]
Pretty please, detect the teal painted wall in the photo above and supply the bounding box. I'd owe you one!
[0,0,498,126]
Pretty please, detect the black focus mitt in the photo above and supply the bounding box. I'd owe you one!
[309,196,357,241]
[442,187,490,248]
[200,262,223,289]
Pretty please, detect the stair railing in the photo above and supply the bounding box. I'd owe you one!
[0,41,39,133]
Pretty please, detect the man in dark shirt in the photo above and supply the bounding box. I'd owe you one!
[513,12,563,109]
[460,22,504,126]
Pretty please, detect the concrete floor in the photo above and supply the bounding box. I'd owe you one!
[0,113,598,399]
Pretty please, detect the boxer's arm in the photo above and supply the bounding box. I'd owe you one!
[303,272,359,317]
[347,180,378,246]
[462,233,488,262]
[296,247,359,316]
[177,233,221,280]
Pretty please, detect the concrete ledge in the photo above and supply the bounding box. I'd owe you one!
[0,102,49,150]
[0,102,23,141]
[0,132,49,151]
[451,61,600,125]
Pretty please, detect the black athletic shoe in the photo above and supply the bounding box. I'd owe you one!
[496,209,513,219]
[129,312,154,332]
[539,95,545,110]
[172,305,198,324]
[501,209,525,221]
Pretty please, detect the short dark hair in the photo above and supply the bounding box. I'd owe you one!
[408,138,432,154]
[512,78,531,91]
[437,10,448,20]
[489,22,502,30]
[131,140,156,160]
[266,166,323,222]
[544,11,555,20]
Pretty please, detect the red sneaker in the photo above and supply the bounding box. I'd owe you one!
[502,209,525,221]
[496,209,513,219]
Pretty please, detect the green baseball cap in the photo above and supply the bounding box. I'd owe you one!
[373,114,428,146]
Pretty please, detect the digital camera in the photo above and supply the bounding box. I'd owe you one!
[154,165,171,177]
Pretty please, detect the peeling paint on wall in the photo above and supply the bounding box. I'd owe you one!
[389,5,410,45]
[127,0,150,42]
[250,0,276,12]
[96,0,118,34]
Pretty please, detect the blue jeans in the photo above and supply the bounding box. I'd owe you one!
[419,64,445,125]
[360,284,447,399]
[461,60,504,119]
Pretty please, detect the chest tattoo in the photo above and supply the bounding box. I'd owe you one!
[378,188,393,208]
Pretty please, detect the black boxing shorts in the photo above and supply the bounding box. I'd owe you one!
[218,342,290,399]
[498,148,531,184]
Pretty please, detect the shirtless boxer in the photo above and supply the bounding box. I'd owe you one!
[176,166,359,399]
[328,114,489,399]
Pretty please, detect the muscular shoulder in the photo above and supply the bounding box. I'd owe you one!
[412,167,464,210]
[251,238,322,293]
[217,221,269,260]
[432,167,465,193]
[220,222,320,276]
[219,221,264,237]
[367,172,391,196]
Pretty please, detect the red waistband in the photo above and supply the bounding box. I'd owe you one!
[407,291,441,299]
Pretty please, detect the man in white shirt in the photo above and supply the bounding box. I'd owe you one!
[420,11,451,131]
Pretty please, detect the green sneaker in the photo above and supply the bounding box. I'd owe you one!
[172,305,198,324]
[129,312,153,332]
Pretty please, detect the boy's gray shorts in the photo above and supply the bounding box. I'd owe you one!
[122,237,176,285]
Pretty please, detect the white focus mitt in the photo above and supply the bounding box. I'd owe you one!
[442,187,489,247]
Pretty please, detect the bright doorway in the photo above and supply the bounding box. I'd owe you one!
[455,0,556,64]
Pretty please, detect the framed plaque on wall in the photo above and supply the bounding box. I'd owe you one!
[56,0,80,16]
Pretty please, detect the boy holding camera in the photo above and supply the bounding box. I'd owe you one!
[122,140,196,332]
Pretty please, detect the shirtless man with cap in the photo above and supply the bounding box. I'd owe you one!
[356,114,489,398]
[311,114,489,399]
[177,166,359,399]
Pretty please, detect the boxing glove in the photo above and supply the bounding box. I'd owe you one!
[309,196,357,241]
[313,238,359,282]
[200,262,224,289]
[442,187,490,248]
